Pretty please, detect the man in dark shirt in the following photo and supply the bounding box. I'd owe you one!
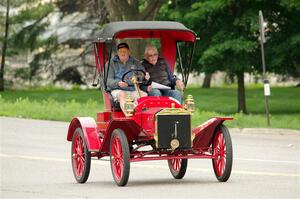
[142,46,184,103]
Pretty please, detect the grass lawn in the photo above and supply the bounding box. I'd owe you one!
[0,86,299,130]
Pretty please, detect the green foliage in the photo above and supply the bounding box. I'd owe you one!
[280,0,300,11]
[200,37,257,73]
[158,0,300,113]
[158,0,300,76]
[1,0,58,84]
[267,1,300,77]
[29,36,58,79]
[12,2,54,24]
[10,2,55,50]
[14,67,30,80]
[185,0,261,74]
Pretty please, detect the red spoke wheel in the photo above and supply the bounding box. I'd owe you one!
[168,157,188,179]
[71,128,91,183]
[110,129,130,186]
[212,125,233,182]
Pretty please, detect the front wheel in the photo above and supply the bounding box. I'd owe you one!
[71,127,91,183]
[110,129,130,186]
[168,158,188,179]
[212,124,233,182]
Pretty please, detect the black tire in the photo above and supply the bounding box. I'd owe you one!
[71,127,91,183]
[168,158,188,179]
[110,129,130,186]
[212,124,233,182]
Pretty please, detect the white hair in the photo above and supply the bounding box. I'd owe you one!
[144,45,158,56]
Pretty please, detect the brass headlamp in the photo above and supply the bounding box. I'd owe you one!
[185,94,195,113]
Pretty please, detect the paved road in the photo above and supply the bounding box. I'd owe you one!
[1,117,299,199]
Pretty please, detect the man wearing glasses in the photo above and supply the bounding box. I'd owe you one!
[142,45,185,103]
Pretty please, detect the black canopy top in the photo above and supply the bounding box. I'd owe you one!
[97,21,195,41]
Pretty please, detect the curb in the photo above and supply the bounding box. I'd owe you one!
[1,117,299,135]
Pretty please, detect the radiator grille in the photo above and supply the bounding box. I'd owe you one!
[156,114,191,149]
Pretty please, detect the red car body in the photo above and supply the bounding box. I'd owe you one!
[67,21,233,186]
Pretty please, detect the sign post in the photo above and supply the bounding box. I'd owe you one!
[259,10,270,126]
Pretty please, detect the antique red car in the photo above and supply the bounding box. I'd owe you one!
[67,21,233,186]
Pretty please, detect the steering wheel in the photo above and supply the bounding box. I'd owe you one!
[121,69,147,86]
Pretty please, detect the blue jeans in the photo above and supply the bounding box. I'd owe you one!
[148,89,182,103]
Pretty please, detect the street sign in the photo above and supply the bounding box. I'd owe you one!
[264,80,270,96]
[259,11,266,43]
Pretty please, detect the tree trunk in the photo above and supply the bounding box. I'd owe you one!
[0,0,10,91]
[104,0,166,59]
[237,71,247,113]
[202,73,212,88]
[126,40,146,60]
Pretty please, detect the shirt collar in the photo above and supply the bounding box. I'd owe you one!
[113,55,135,62]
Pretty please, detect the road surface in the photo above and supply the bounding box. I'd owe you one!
[0,117,299,198]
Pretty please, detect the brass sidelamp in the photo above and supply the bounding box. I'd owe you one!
[124,95,134,116]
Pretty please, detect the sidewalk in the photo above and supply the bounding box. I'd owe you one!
[230,127,300,135]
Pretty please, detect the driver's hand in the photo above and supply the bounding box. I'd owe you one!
[118,81,128,88]
[147,85,153,92]
[176,80,185,91]
[145,72,150,80]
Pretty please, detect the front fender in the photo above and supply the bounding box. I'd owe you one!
[67,117,101,151]
[192,117,233,148]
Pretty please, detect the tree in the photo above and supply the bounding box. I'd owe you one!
[202,73,212,88]
[10,1,55,82]
[105,0,166,21]
[53,0,109,85]
[187,0,262,113]
[267,0,300,78]
[159,0,300,113]
[0,0,10,91]
[158,0,215,88]
[0,0,56,89]
[104,0,167,58]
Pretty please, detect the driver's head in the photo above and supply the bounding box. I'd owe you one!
[145,46,159,65]
[117,43,130,63]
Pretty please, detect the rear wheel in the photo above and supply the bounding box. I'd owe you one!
[110,129,130,186]
[71,127,91,183]
[212,125,233,182]
[168,158,188,179]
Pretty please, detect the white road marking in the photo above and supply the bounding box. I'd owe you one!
[235,157,300,165]
[1,153,299,178]
[0,153,69,163]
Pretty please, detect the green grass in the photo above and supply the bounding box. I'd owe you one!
[0,86,299,130]
[0,88,104,121]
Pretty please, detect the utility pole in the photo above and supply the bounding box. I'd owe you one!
[0,0,10,91]
[259,10,270,126]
